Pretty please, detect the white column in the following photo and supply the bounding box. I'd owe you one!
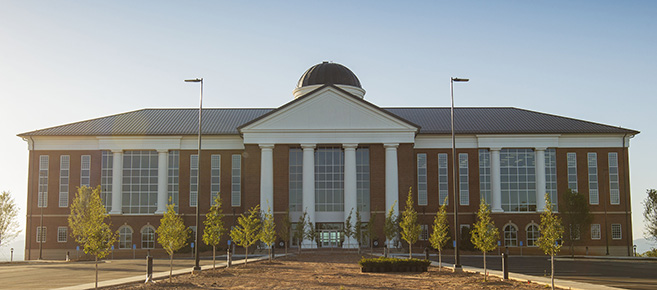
[535,147,547,212]
[110,150,123,215]
[155,150,169,214]
[384,143,399,247]
[343,143,358,249]
[301,144,316,248]
[260,144,275,212]
[491,148,503,213]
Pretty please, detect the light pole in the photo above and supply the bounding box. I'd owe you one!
[450,77,468,272]
[185,77,203,273]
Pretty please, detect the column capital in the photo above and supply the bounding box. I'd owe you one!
[535,147,547,151]
[300,143,316,150]
[156,149,169,153]
[490,147,502,151]
[342,143,358,150]
[259,144,275,150]
[383,143,399,149]
[110,149,123,154]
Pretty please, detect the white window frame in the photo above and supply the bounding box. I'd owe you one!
[608,152,620,205]
[141,226,155,249]
[417,153,428,206]
[591,224,601,240]
[80,155,91,187]
[438,153,449,205]
[190,154,198,207]
[119,226,133,249]
[59,155,70,208]
[588,153,599,205]
[57,226,67,243]
[38,155,49,208]
[231,154,241,207]
[504,224,518,247]
[210,154,221,205]
[567,152,577,191]
[420,224,429,241]
[459,153,469,206]
[36,226,46,243]
[611,223,622,240]
[478,149,491,205]
[526,224,539,247]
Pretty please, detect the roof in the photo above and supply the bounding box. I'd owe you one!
[18,107,639,137]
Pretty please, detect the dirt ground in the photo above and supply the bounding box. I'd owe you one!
[105,251,551,290]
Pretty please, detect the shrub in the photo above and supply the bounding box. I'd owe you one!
[359,256,430,270]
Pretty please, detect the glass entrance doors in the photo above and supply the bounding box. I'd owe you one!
[319,230,341,248]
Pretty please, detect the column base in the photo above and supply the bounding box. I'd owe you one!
[109,210,122,215]
[491,208,504,213]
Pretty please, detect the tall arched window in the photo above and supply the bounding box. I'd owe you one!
[141,226,155,249]
[526,224,539,247]
[119,226,133,249]
[504,224,518,247]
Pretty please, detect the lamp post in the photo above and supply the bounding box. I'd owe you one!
[450,77,469,272]
[185,78,203,273]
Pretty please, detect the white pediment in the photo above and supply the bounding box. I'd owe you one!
[240,86,418,144]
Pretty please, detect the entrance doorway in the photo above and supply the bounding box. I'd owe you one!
[316,223,343,248]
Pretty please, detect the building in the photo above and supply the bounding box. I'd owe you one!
[19,62,638,259]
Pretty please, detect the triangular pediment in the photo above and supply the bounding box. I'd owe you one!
[240,86,419,134]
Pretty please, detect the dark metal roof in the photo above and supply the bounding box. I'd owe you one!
[18,107,638,137]
[296,62,362,88]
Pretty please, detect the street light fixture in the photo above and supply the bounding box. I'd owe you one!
[450,77,469,272]
[185,78,203,273]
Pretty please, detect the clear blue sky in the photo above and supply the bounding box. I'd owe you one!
[1,1,656,260]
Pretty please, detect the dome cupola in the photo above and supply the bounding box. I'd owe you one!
[293,61,366,98]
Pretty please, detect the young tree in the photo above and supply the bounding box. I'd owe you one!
[202,195,225,270]
[365,209,378,253]
[343,209,354,248]
[0,191,20,248]
[305,220,318,248]
[538,193,564,290]
[294,211,307,254]
[561,189,593,257]
[355,208,363,253]
[471,198,499,281]
[399,188,421,258]
[230,205,262,265]
[261,205,277,261]
[157,201,190,281]
[429,198,450,271]
[384,201,398,249]
[279,209,292,255]
[643,189,657,242]
[68,186,118,289]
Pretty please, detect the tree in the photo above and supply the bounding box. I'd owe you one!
[0,191,20,248]
[399,187,421,258]
[537,193,564,290]
[365,209,378,253]
[429,198,450,271]
[355,208,363,253]
[230,205,262,265]
[157,201,190,281]
[68,186,118,289]
[294,211,307,254]
[561,189,593,257]
[643,189,657,242]
[471,198,499,281]
[260,205,277,261]
[305,220,318,247]
[384,201,398,249]
[343,209,354,248]
[279,209,292,255]
[202,195,225,270]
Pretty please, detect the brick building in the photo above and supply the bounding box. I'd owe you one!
[19,62,638,259]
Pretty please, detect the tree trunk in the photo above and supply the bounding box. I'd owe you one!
[169,253,173,282]
[483,251,487,281]
[409,243,412,259]
[269,245,272,262]
[438,249,442,271]
[551,252,555,290]
[285,242,288,255]
[95,255,98,290]
[213,245,216,270]
[245,246,249,265]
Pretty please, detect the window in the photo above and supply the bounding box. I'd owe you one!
[611,224,622,240]
[80,155,91,187]
[58,227,67,243]
[122,151,158,214]
[608,152,620,205]
[289,148,303,212]
[432,153,447,205]
[168,151,179,210]
[545,149,557,210]
[119,227,133,249]
[459,153,469,206]
[479,149,491,205]
[101,151,113,211]
[315,147,344,212]
[417,153,428,206]
[500,149,536,212]
[38,155,49,208]
[59,155,70,207]
[504,224,518,247]
[231,154,242,207]
[356,148,370,212]
[36,226,46,243]
[211,154,221,205]
[567,153,577,191]
[591,224,601,240]
[570,224,581,240]
[526,224,539,247]
[420,224,429,241]
[588,153,599,205]
[141,226,155,249]
[190,154,198,207]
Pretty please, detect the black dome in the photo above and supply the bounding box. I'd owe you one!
[296,62,362,88]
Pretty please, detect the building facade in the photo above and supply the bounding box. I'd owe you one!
[19,62,638,259]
